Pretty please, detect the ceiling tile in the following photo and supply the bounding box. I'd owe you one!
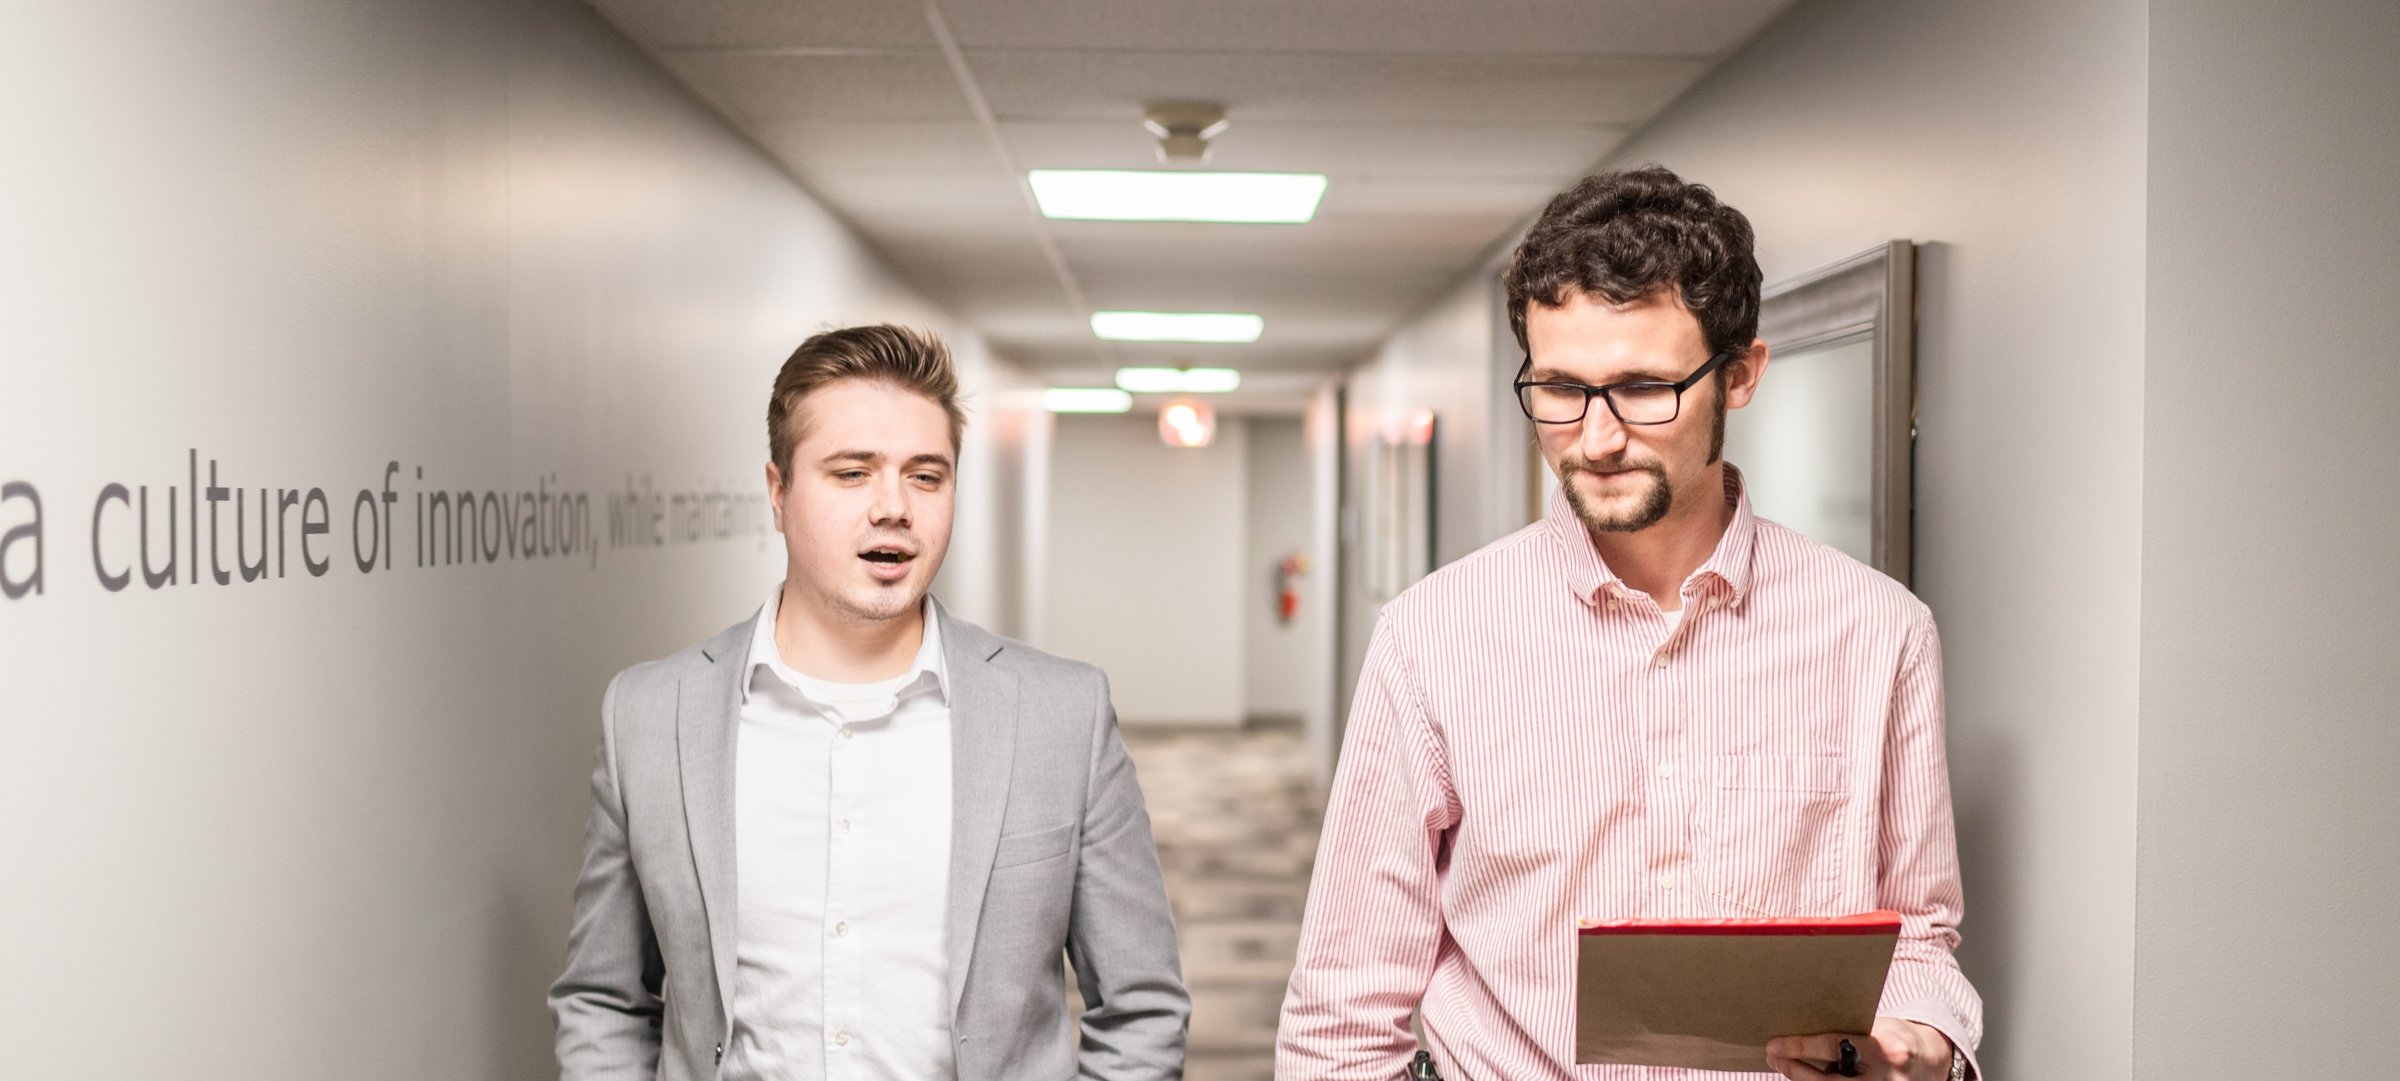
[1002,119,1626,180]
[1318,176,1573,220]
[995,334,1369,375]
[666,51,968,121]
[936,0,1797,58]
[591,0,935,49]
[1037,367,1333,395]
[797,171,1027,217]
[890,252,1076,322]
[756,120,995,176]
[968,51,1712,126]
[986,271,1439,364]
[1050,219,1494,274]
[1027,365,1334,413]
[597,1,1791,382]
[1075,263,1457,316]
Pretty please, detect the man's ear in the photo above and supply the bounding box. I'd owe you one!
[1723,338,1770,410]
[764,461,785,531]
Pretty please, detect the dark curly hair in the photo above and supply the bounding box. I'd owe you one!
[1502,165,1762,364]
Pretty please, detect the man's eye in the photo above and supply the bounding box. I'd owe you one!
[913,473,946,485]
[834,470,868,481]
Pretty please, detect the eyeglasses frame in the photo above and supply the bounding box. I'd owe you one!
[1512,346,1741,426]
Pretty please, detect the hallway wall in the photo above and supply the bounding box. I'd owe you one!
[1041,412,1250,726]
[2137,0,2400,1073]
[1336,275,1531,729]
[0,2,1029,1078]
[1243,416,1316,720]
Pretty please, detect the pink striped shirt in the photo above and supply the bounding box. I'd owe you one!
[1278,471,1981,1080]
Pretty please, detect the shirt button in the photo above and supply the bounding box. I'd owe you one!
[1653,653,1671,668]
[1710,595,1726,610]
[834,1029,850,1047]
[1656,763,1675,780]
[1658,873,1676,891]
[835,920,848,937]
[839,724,854,740]
[839,818,853,833]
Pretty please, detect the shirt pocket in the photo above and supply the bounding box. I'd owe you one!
[1698,753,1850,916]
[991,821,1075,870]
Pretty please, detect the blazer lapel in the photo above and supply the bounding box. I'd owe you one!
[677,617,752,1026]
[939,601,1020,1015]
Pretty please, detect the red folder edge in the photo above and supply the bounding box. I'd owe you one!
[1577,910,1903,937]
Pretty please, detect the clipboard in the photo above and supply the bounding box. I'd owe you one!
[1574,910,1900,1072]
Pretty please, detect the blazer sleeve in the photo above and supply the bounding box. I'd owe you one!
[1064,672,1192,1080]
[548,672,668,1081]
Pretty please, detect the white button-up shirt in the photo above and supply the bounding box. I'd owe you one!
[726,585,955,1081]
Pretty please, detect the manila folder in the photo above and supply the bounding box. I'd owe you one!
[1574,911,1899,1072]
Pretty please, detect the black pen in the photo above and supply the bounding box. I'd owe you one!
[1832,1038,1862,1077]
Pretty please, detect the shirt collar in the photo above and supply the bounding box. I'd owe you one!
[743,583,949,705]
[1542,464,1759,609]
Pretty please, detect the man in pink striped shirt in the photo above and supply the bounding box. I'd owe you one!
[1276,167,1980,1081]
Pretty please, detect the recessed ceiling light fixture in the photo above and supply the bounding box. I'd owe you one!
[1042,388,1134,414]
[1090,311,1264,343]
[1116,367,1243,394]
[1029,170,1328,224]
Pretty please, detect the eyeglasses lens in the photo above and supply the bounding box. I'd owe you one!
[1611,385,1679,424]
[1519,383,1680,425]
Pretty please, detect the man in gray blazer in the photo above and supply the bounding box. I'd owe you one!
[550,324,1188,1081]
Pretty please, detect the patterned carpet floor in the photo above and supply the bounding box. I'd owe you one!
[1122,719,1323,1081]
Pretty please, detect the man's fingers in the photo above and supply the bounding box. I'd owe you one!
[1766,1050,1837,1081]
[1869,1016,1947,1078]
[1767,1033,1869,1065]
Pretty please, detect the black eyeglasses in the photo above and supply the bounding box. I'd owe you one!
[1513,347,1737,426]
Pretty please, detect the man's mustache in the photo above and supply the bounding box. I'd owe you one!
[1560,453,1666,477]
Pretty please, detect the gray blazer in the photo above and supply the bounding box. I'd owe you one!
[549,602,1189,1080]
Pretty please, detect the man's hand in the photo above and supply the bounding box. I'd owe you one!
[1765,1017,1954,1080]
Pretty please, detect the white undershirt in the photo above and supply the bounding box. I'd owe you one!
[726,585,955,1081]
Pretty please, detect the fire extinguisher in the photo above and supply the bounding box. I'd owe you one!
[1276,552,1307,624]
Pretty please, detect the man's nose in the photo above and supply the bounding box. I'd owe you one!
[868,473,912,526]
[1577,398,1630,460]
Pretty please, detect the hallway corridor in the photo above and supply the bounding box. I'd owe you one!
[1123,721,1324,1081]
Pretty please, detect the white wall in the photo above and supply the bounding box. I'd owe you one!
[940,365,1048,639]
[1243,416,1315,719]
[0,2,1029,1077]
[1039,413,1248,726]
[1336,274,1530,726]
[2137,1,2400,1074]
[1303,383,1347,784]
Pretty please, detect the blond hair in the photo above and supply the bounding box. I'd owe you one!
[766,324,965,471]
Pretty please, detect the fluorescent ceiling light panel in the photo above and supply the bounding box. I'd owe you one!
[1042,388,1134,414]
[1178,367,1242,393]
[1090,311,1264,343]
[1029,170,1328,223]
[1115,367,1243,394]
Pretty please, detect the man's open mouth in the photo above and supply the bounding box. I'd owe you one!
[860,545,915,565]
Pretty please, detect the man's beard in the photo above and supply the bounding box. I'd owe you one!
[1557,390,1725,535]
[1561,454,1674,533]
